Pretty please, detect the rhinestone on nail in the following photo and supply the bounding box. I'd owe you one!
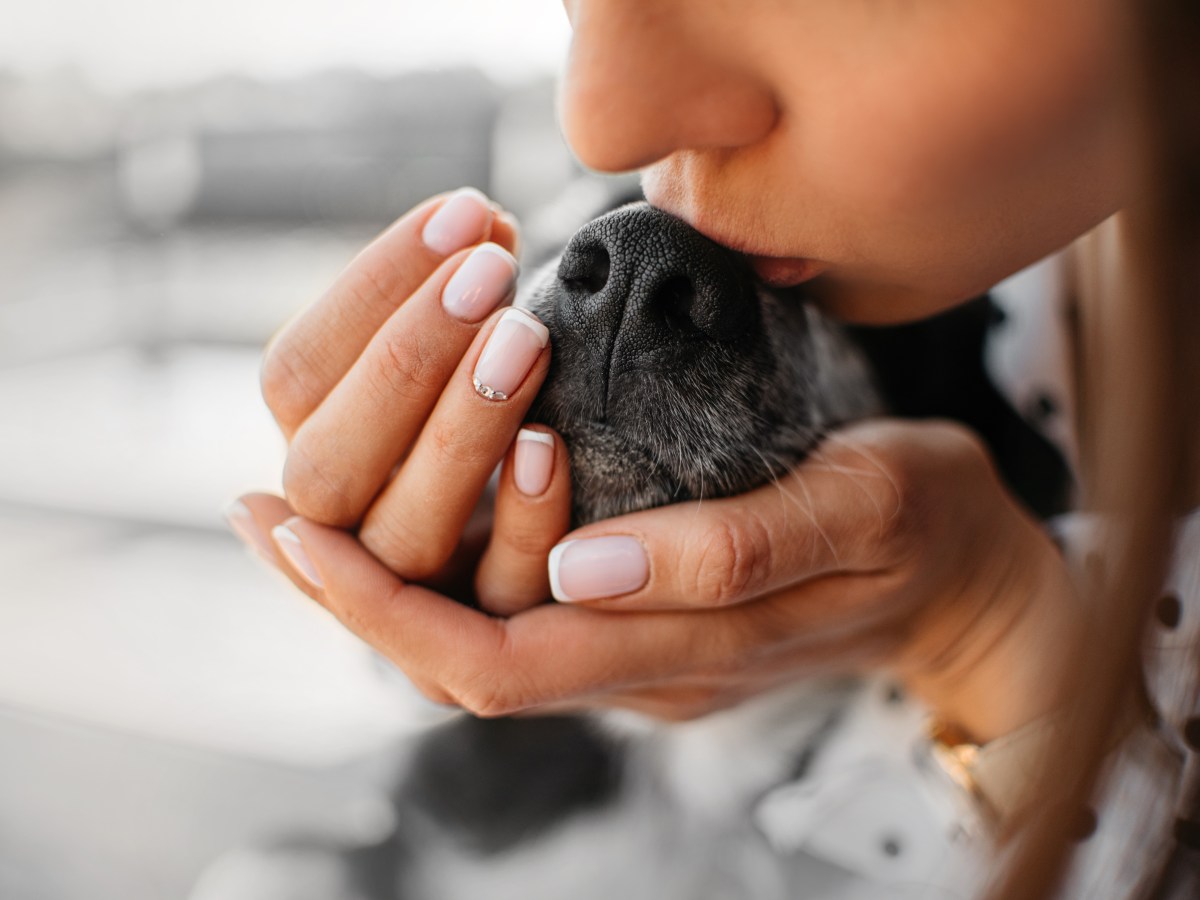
[473,377,508,401]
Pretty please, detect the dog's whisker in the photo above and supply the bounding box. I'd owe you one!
[751,445,844,568]
[788,468,843,569]
[751,447,794,530]
[818,431,904,521]
[805,445,890,535]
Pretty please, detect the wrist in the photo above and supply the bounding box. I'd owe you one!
[901,520,1085,745]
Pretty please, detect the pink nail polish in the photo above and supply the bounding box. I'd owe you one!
[548,536,649,602]
[422,188,492,256]
[442,243,519,323]
[473,308,549,402]
[514,428,555,496]
[272,524,324,589]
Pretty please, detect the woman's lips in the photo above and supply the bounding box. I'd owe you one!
[746,255,826,287]
[642,195,825,287]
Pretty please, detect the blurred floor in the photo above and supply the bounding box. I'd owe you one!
[0,341,453,899]
[0,704,398,900]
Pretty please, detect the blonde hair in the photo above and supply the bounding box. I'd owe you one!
[992,0,1200,896]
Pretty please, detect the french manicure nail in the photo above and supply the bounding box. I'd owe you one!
[548,536,649,602]
[473,308,549,402]
[442,243,519,323]
[272,524,324,590]
[422,187,492,256]
[514,428,555,496]
[224,499,276,561]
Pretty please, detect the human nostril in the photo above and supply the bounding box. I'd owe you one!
[653,275,702,335]
[558,243,611,296]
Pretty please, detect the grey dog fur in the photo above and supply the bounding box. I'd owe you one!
[521,202,882,527]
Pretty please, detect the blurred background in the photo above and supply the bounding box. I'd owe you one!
[0,3,631,897]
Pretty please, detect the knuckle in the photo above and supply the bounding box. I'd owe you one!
[425,418,490,469]
[259,353,293,417]
[458,677,520,719]
[939,422,996,479]
[454,629,533,718]
[346,260,404,322]
[882,452,916,502]
[495,519,555,560]
[413,680,457,709]
[461,692,514,719]
[282,444,359,526]
[851,435,927,547]
[910,420,992,480]
[874,476,914,548]
[260,339,327,428]
[360,512,452,581]
[367,327,446,407]
[689,514,772,606]
[886,421,997,540]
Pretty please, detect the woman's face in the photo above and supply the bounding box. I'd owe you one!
[558,0,1135,323]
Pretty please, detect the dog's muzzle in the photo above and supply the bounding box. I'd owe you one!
[548,203,763,420]
[521,202,844,526]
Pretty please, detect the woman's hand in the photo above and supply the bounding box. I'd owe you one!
[241,189,572,612]
[234,418,1081,742]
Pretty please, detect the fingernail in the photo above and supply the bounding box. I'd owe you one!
[224,499,276,562]
[422,187,492,256]
[473,308,549,402]
[442,243,519,323]
[271,523,324,590]
[548,536,649,602]
[514,428,555,496]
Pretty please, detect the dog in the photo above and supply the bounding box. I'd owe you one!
[384,203,884,896]
[192,202,1071,900]
[523,202,882,524]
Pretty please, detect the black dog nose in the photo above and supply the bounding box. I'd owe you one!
[553,203,759,368]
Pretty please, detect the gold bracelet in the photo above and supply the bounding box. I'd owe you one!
[926,714,1068,829]
[926,699,1144,831]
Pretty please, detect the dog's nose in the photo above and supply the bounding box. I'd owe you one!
[553,203,759,366]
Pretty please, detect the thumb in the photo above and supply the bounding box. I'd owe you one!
[546,432,906,611]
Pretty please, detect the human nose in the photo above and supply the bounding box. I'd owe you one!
[558,0,778,173]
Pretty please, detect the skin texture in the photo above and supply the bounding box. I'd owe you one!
[231,0,1136,743]
[561,0,1134,321]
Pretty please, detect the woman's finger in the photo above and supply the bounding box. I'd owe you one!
[490,210,521,259]
[248,513,886,717]
[473,426,573,616]
[357,307,552,578]
[282,243,521,526]
[228,492,321,600]
[540,419,979,611]
[225,492,293,567]
[538,434,896,610]
[262,188,517,439]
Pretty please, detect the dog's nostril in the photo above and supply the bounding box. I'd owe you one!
[559,244,611,296]
[653,275,702,335]
[551,204,759,356]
